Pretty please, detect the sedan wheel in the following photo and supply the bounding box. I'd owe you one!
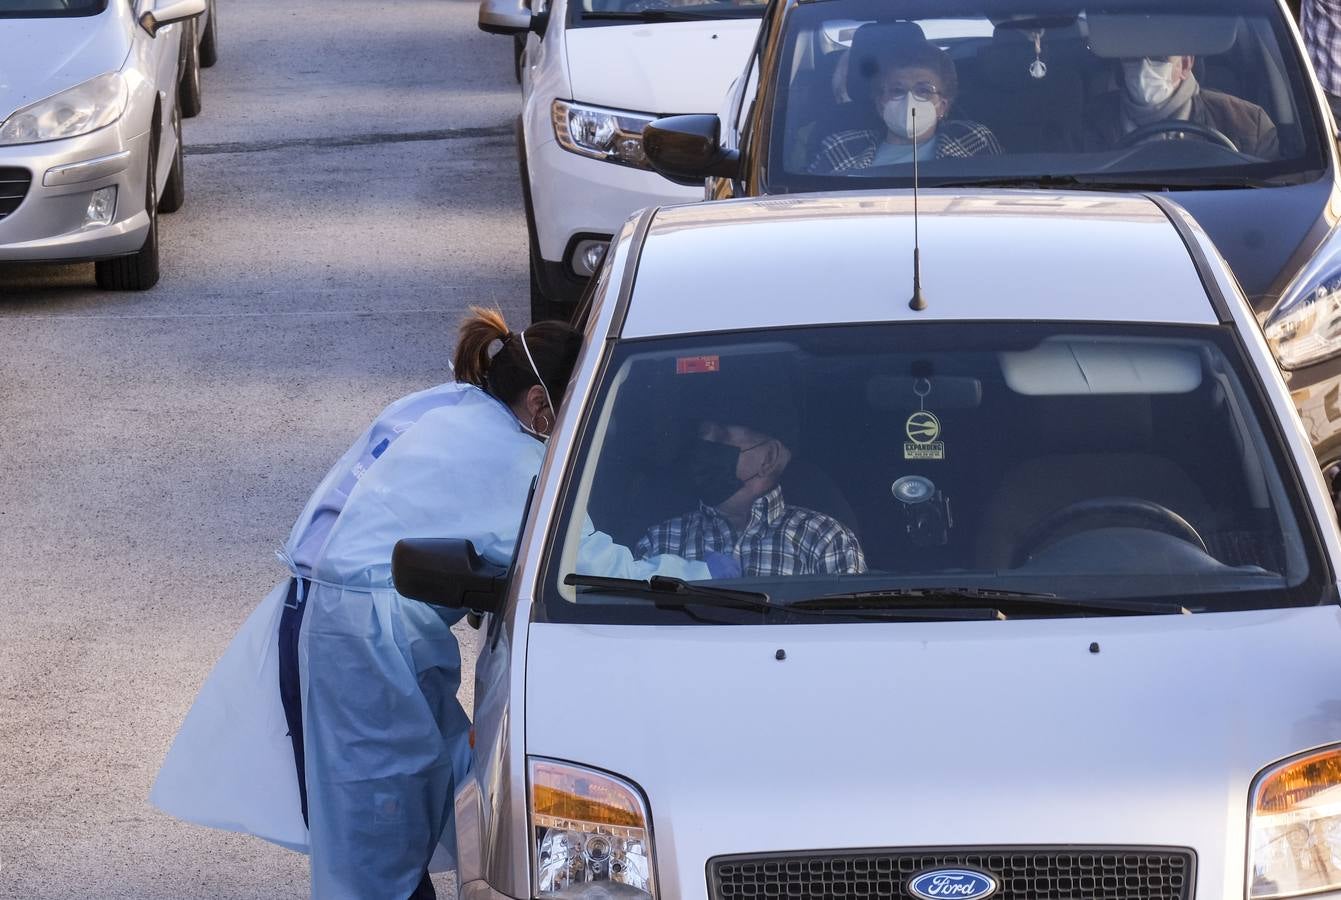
[95,133,161,291]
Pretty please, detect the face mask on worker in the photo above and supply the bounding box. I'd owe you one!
[882,94,938,142]
[1123,57,1178,107]
[690,438,768,507]
[518,332,556,442]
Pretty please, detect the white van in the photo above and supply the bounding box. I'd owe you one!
[477,0,762,321]
[394,190,1341,900]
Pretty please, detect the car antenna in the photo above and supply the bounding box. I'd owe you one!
[909,106,928,311]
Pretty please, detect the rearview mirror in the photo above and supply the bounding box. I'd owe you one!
[643,115,740,187]
[392,538,508,613]
[138,0,206,36]
[479,0,542,36]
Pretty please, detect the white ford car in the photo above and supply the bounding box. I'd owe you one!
[394,191,1341,900]
[477,0,763,321]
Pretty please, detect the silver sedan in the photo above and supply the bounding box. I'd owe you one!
[0,0,205,290]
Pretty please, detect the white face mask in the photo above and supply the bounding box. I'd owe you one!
[882,95,938,142]
[517,331,556,443]
[1122,58,1178,107]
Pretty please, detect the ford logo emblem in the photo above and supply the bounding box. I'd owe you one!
[908,868,999,900]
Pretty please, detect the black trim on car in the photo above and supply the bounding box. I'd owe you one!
[1146,193,1236,325]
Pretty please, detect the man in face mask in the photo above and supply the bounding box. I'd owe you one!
[809,37,1003,175]
[1085,53,1280,159]
[633,414,866,578]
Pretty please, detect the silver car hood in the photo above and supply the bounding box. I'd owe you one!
[526,606,1341,899]
[0,8,130,119]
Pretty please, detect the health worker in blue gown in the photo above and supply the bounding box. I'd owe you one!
[152,308,711,900]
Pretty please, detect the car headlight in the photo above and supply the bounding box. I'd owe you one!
[1248,745,1341,898]
[0,73,128,147]
[1265,231,1341,370]
[530,758,657,898]
[551,100,655,169]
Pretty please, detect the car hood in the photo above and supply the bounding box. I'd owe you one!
[1152,176,1337,310]
[527,607,1341,899]
[0,10,130,119]
[563,18,759,114]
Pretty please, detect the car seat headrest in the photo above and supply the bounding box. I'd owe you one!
[847,21,929,107]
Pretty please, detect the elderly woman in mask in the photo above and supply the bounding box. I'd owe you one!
[809,38,1002,174]
[1085,54,1280,158]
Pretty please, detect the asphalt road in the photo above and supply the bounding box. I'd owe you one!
[0,0,521,895]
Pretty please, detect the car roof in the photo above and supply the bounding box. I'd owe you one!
[620,191,1221,339]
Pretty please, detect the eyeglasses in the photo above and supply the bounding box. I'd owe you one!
[881,82,941,102]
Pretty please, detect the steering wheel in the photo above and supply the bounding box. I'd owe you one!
[1012,496,1208,568]
[1115,119,1239,153]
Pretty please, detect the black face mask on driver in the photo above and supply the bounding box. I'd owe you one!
[689,438,767,507]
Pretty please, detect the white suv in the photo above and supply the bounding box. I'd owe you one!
[478,0,763,321]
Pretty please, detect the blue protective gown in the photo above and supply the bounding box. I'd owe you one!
[154,381,706,900]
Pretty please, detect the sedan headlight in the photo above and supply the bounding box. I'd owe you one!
[551,100,655,169]
[531,758,657,898]
[0,73,128,147]
[1248,745,1341,898]
[1265,231,1341,370]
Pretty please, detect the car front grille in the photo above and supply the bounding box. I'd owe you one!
[709,846,1195,900]
[0,167,32,220]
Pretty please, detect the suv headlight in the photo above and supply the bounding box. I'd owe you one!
[1248,745,1341,898]
[1265,231,1341,369]
[551,100,655,169]
[530,758,657,898]
[0,73,128,147]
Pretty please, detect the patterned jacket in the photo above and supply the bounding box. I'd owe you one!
[809,120,1004,174]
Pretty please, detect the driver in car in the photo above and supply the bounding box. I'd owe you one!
[634,404,866,577]
[1085,55,1280,159]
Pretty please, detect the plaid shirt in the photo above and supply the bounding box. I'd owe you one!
[1304,0,1341,96]
[634,486,866,577]
[809,120,1003,175]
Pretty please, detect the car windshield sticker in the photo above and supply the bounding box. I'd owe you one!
[905,378,945,460]
[676,355,720,375]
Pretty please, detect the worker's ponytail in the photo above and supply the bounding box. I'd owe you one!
[453,307,584,410]
[453,307,512,389]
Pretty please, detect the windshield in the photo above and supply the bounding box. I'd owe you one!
[569,0,764,25]
[765,0,1327,191]
[0,0,106,16]
[542,323,1329,625]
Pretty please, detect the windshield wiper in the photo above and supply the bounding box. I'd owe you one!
[792,587,1190,617]
[932,174,1273,191]
[564,575,1007,620]
[580,8,755,22]
[565,573,777,611]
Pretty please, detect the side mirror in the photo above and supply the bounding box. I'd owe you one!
[643,114,740,187]
[138,0,206,36]
[392,538,508,613]
[479,0,542,36]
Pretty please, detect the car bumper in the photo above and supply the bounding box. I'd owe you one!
[527,135,700,270]
[0,125,151,263]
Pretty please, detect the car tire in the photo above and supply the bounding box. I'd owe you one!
[96,134,161,291]
[158,102,185,214]
[513,34,524,83]
[199,0,218,68]
[178,19,203,118]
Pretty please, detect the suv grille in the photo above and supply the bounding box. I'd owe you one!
[0,168,31,220]
[710,846,1195,900]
